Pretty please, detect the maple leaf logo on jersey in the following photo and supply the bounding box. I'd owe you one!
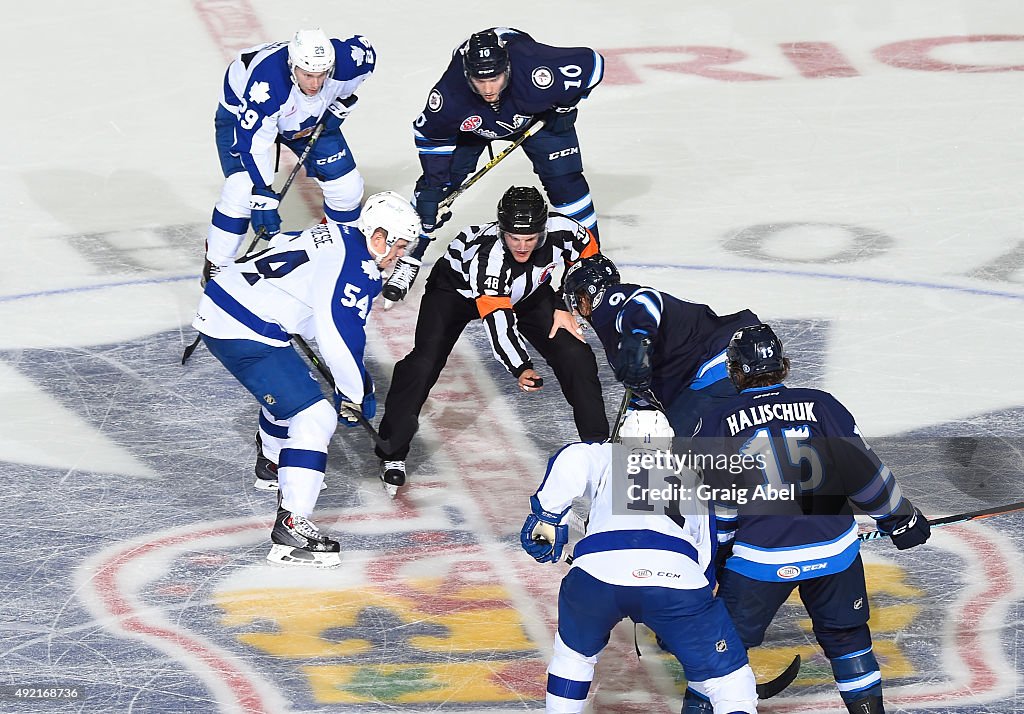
[362,259,381,280]
[248,81,271,105]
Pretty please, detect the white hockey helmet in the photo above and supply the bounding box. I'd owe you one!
[288,29,335,76]
[617,410,675,449]
[359,191,423,260]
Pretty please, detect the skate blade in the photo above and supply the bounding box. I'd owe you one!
[381,480,400,498]
[266,544,341,568]
[383,298,396,311]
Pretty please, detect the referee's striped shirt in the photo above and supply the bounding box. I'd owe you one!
[443,213,599,375]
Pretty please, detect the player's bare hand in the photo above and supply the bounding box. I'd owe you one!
[519,369,544,393]
[549,309,586,342]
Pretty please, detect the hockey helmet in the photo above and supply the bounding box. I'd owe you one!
[462,30,509,80]
[288,29,335,78]
[562,254,620,313]
[359,191,423,261]
[617,410,675,449]
[497,185,548,237]
[726,324,786,377]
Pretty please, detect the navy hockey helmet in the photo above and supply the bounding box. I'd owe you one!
[726,324,787,378]
[497,186,548,234]
[562,254,620,313]
[462,30,509,80]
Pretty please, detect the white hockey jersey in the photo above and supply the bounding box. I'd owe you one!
[533,442,714,590]
[192,223,380,402]
[220,36,375,187]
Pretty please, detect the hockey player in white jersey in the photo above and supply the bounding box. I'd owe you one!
[520,411,758,714]
[204,28,376,282]
[193,192,421,567]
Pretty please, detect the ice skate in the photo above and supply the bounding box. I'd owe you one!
[254,434,325,492]
[382,255,421,309]
[266,507,342,568]
[379,460,407,498]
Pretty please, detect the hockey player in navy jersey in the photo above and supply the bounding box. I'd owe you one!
[562,254,760,437]
[382,28,604,304]
[193,192,421,567]
[698,324,931,714]
[204,28,376,282]
[373,186,609,495]
[521,410,758,714]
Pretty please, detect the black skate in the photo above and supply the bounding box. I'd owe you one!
[267,507,342,568]
[254,434,325,492]
[253,434,279,490]
[380,460,407,498]
[382,256,421,308]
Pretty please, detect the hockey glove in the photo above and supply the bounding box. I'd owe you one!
[323,94,359,133]
[615,331,653,391]
[415,184,453,233]
[885,507,931,550]
[519,495,569,563]
[334,390,375,428]
[249,186,281,237]
[361,371,377,421]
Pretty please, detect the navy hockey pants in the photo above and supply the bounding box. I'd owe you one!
[558,567,749,683]
[666,375,739,438]
[717,556,872,653]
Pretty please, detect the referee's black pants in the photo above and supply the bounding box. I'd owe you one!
[376,263,609,461]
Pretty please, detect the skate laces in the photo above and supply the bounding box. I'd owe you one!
[286,513,323,540]
[383,460,405,472]
[388,258,419,287]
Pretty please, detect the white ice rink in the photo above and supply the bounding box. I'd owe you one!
[2,1,1024,712]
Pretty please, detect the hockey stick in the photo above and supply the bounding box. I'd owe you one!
[609,387,633,442]
[182,121,330,364]
[756,654,801,699]
[437,118,547,214]
[858,500,1024,542]
[292,334,390,451]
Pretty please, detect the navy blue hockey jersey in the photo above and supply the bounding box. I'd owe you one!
[586,284,759,406]
[697,384,917,582]
[413,28,604,188]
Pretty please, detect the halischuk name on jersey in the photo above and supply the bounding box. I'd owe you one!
[699,384,919,582]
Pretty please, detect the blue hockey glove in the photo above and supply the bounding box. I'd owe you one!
[333,390,373,428]
[415,184,453,233]
[520,515,569,563]
[249,186,281,237]
[519,495,569,563]
[884,508,931,550]
[361,371,377,421]
[615,331,652,390]
[323,94,359,133]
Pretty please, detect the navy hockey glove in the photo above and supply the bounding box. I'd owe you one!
[615,332,652,390]
[249,186,281,237]
[415,185,453,233]
[323,94,359,133]
[519,495,569,563]
[885,508,931,550]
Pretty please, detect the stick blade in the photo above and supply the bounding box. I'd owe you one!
[756,654,801,699]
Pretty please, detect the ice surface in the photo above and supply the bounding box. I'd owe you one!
[1,1,1023,711]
